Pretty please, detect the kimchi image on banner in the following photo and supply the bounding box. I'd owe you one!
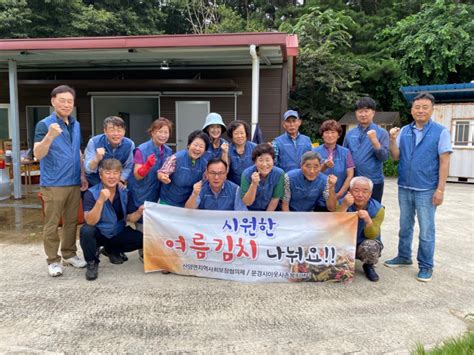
[143,202,358,283]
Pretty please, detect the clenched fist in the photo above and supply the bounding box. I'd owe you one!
[343,192,355,206]
[221,142,229,154]
[328,174,337,188]
[95,147,105,162]
[48,123,62,138]
[367,129,377,142]
[99,188,111,202]
[389,127,401,140]
[193,181,202,195]
[251,171,260,185]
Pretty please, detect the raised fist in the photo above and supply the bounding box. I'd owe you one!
[48,123,62,138]
[251,171,260,185]
[158,172,171,184]
[367,129,377,141]
[95,147,105,162]
[328,174,337,187]
[221,142,229,154]
[324,157,334,169]
[193,181,202,195]
[389,127,401,140]
[343,192,355,206]
[99,188,110,202]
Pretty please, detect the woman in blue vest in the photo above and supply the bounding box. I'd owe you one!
[241,143,285,211]
[202,112,229,164]
[158,130,211,207]
[281,151,337,212]
[313,120,355,199]
[227,120,257,186]
[127,118,173,229]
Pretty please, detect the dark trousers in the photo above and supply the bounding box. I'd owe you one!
[371,182,384,203]
[80,224,143,263]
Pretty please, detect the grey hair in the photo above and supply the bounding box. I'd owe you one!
[350,176,373,191]
[103,116,126,129]
[300,151,322,165]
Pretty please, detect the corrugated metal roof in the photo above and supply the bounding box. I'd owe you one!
[338,112,400,125]
[400,83,474,103]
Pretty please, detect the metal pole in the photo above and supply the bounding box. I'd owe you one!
[8,60,22,199]
[249,45,260,139]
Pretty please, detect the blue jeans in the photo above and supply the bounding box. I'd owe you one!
[398,187,437,269]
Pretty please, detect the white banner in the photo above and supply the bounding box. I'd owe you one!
[143,202,358,283]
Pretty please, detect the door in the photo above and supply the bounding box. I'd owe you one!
[176,101,210,151]
[0,104,10,141]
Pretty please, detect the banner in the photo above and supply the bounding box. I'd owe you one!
[143,202,358,283]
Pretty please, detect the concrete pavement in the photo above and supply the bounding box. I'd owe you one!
[0,178,472,353]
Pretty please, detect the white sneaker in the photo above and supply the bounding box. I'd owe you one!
[63,255,87,268]
[48,262,63,277]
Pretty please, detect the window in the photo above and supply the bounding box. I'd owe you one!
[453,120,474,147]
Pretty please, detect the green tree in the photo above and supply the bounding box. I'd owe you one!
[379,0,474,85]
[280,7,362,138]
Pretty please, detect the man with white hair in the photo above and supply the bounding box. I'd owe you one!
[337,176,385,282]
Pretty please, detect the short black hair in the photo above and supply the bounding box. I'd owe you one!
[187,130,210,151]
[355,97,376,111]
[51,85,76,99]
[207,158,228,170]
[251,143,275,162]
[227,120,250,141]
[412,92,435,105]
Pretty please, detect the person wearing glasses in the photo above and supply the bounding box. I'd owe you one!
[84,116,135,188]
[185,158,247,211]
[158,130,211,207]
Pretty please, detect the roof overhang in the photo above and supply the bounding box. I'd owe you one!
[0,32,298,71]
[400,83,474,103]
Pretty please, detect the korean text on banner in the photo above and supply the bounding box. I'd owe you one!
[143,202,358,283]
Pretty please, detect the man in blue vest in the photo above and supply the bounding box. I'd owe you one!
[337,176,385,282]
[34,85,88,277]
[384,92,452,282]
[185,158,247,211]
[272,110,312,172]
[84,116,135,187]
[80,158,144,281]
[343,97,389,202]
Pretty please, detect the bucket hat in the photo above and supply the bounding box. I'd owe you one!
[203,112,226,132]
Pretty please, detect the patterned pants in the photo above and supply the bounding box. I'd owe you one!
[356,239,383,265]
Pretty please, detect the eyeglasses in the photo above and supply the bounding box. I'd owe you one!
[207,171,226,177]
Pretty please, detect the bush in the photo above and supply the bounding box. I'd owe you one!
[384,157,398,177]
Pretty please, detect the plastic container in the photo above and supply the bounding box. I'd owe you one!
[0,160,11,200]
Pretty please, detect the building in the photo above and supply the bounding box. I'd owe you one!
[400,83,474,182]
[0,32,298,197]
[338,111,400,142]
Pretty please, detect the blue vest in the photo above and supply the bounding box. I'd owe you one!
[274,133,312,172]
[39,112,81,187]
[207,138,227,159]
[287,169,328,212]
[242,165,284,211]
[160,149,209,207]
[86,134,135,186]
[398,120,444,189]
[313,144,350,193]
[343,123,388,184]
[228,141,257,185]
[89,183,128,238]
[128,140,172,208]
[198,180,239,210]
[347,198,383,246]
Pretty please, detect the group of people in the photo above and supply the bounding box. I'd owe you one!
[34,85,452,283]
